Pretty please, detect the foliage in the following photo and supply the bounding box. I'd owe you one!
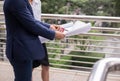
[41,0,118,16]
[114,0,120,16]
[41,0,67,14]
[70,51,104,67]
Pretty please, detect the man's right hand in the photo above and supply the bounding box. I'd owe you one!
[55,31,65,39]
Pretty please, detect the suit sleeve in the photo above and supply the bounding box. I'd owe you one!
[10,0,55,40]
[39,22,50,28]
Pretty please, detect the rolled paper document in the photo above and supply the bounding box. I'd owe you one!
[39,21,91,43]
[63,21,91,36]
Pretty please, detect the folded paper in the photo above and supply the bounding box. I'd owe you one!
[39,21,91,43]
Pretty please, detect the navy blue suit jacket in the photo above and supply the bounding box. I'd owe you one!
[3,0,55,61]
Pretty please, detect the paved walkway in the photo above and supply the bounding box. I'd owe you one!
[0,62,120,81]
[0,62,89,81]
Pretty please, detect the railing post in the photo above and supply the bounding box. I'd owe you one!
[87,58,120,81]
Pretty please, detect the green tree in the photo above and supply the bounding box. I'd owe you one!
[114,0,120,16]
[41,0,115,16]
[41,0,68,14]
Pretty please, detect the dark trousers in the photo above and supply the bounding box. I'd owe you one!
[10,60,33,81]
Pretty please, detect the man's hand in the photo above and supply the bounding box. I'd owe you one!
[55,31,65,39]
[50,24,65,39]
[50,24,64,32]
[50,24,61,31]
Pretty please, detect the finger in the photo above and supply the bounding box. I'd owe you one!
[55,25,60,30]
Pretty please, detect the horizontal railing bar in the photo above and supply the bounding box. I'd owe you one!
[0,34,119,44]
[0,34,119,43]
[63,38,120,43]
[0,22,5,25]
[92,27,120,31]
[47,42,120,49]
[48,53,103,59]
[88,58,120,81]
[0,33,6,35]
[0,13,120,22]
[47,47,120,55]
[1,26,120,32]
[50,63,92,70]
[49,58,95,64]
[79,33,120,38]
[0,52,5,54]
[0,26,120,32]
[0,12,4,14]
[75,45,120,49]
[0,38,6,40]
[0,47,6,49]
[41,14,120,23]
[0,43,6,44]
[50,39,120,43]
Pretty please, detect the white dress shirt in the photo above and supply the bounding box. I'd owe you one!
[30,0,50,43]
[31,0,41,21]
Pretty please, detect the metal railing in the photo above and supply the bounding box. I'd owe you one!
[88,58,120,81]
[0,13,120,71]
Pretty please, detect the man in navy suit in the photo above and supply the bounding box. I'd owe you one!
[3,0,65,81]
